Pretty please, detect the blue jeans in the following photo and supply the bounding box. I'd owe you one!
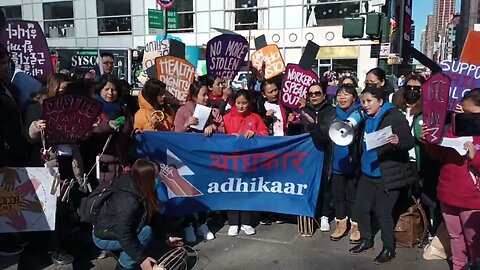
[93,226,153,269]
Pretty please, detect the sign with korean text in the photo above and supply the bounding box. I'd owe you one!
[0,167,58,233]
[0,20,53,82]
[439,60,480,111]
[206,34,249,81]
[155,55,195,102]
[251,44,285,79]
[42,95,103,145]
[422,73,450,144]
[281,64,318,109]
[136,133,324,217]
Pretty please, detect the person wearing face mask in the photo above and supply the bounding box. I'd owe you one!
[421,89,480,270]
[173,81,225,243]
[298,81,337,232]
[365,68,395,102]
[330,84,362,243]
[349,87,416,264]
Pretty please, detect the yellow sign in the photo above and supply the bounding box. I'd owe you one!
[316,46,359,59]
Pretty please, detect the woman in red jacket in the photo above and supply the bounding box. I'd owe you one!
[223,89,268,236]
[423,89,480,270]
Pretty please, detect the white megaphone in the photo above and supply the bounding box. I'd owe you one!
[329,109,365,146]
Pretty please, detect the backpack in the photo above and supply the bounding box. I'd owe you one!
[394,196,428,247]
[78,182,115,224]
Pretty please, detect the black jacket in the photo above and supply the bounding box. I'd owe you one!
[94,174,148,265]
[298,102,337,181]
[360,108,417,191]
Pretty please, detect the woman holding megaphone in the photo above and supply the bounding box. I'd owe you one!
[349,87,416,264]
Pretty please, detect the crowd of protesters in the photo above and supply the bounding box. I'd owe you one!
[0,44,479,270]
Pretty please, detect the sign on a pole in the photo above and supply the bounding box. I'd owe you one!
[148,9,179,35]
[379,43,390,59]
[157,0,175,9]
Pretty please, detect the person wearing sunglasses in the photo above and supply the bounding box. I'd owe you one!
[298,81,337,232]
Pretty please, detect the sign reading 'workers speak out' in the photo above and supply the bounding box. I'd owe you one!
[281,64,318,109]
[42,95,102,145]
[206,34,249,81]
[155,55,195,102]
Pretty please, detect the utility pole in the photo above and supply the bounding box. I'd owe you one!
[379,0,391,73]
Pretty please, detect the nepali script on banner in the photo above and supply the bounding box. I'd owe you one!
[0,167,58,233]
[136,133,324,217]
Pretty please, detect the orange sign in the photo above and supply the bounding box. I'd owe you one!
[251,44,285,79]
[155,55,195,102]
[460,31,480,65]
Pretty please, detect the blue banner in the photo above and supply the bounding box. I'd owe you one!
[136,132,324,217]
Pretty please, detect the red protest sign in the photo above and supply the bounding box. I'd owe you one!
[251,44,285,80]
[280,64,318,109]
[155,55,195,102]
[42,95,102,145]
[422,72,451,144]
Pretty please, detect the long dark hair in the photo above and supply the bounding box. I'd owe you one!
[142,79,166,110]
[131,159,159,221]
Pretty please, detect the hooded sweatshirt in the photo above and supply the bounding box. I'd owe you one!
[361,102,394,178]
[134,92,174,132]
[332,100,362,175]
[223,107,269,135]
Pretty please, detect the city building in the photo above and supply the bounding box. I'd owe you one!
[440,13,460,61]
[435,0,455,38]
[0,0,382,84]
[420,29,427,55]
[424,14,436,59]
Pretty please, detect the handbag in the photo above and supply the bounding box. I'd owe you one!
[395,196,428,247]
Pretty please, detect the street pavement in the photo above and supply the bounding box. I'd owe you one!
[0,220,449,270]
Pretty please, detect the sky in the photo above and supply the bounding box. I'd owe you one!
[413,0,461,50]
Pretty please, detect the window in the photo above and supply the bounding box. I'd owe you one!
[169,0,193,33]
[1,5,22,20]
[43,1,75,38]
[307,0,361,25]
[235,0,258,30]
[97,0,132,35]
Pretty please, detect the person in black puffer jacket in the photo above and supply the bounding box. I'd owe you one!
[349,87,416,264]
[93,159,182,270]
[297,81,337,232]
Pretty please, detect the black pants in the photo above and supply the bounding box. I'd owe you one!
[354,174,400,250]
[331,173,356,220]
[227,211,252,226]
[317,176,332,217]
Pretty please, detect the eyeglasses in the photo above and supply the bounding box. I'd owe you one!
[103,61,114,66]
[341,83,354,87]
[406,85,421,91]
[307,91,323,97]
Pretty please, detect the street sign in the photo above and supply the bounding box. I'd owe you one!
[156,0,175,9]
[148,9,179,35]
[380,43,390,59]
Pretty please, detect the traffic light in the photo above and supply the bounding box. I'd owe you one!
[366,13,382,37]
[342,17,365,39]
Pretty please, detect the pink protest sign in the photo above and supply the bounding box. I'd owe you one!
[280,64,318,109]
[422,72,451,144]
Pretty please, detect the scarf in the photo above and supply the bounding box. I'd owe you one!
[95,95,123,120]
[336,100,362,121]
[364,102,394,134]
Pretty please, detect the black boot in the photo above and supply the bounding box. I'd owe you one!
[373,248,395,264]
[349,239,374,255]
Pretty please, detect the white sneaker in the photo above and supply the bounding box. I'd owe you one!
[240,225,256,235]
[183,224,196,243]
[320,216,330,232]
[197,224,215,240]
[228,225,239,236]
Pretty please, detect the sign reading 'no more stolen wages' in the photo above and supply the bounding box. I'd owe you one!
[206,34,249,81]
[42,95,102,145]
[422,72,451,144]
[155,55,195,102]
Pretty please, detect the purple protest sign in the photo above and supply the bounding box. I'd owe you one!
[422,72,451,144]
[206,34,249,81]
[42,95,102,145]
[280,64,318,109]
[0,20,53,82]
[439,60,480,111]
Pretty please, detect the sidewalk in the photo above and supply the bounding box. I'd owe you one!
[0,222,449,270]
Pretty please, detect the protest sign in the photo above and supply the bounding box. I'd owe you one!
[11,70,42,107]
[251,44,285,80]
[206,34,249,81]
[42,95,103,145]
[422,72,451,144]
[0,20,53,82]
[136,132,324,217]
[439,60,480,111]
[155,55,195,102]
[144,40,170,70]
[460,31,480,66]
[0,167,58,233]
